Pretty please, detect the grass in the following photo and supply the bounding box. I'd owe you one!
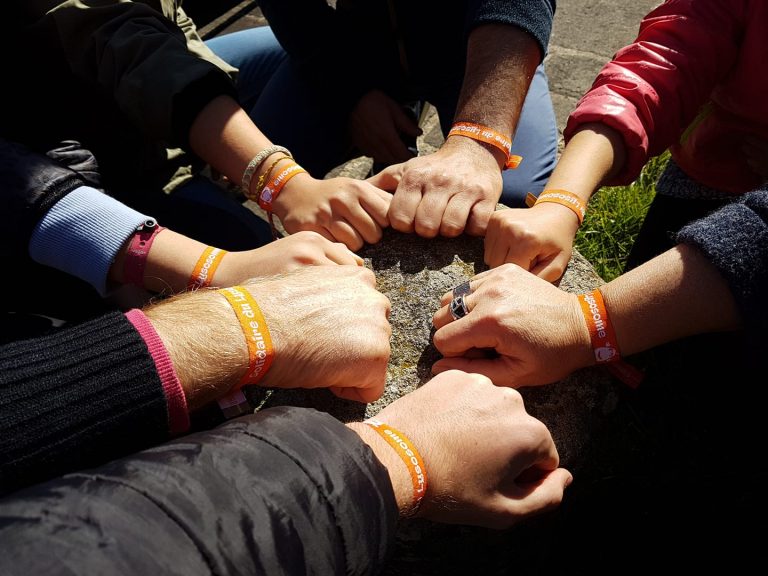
[574,151,670,281]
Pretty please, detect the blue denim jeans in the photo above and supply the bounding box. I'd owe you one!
[207,26,558,208]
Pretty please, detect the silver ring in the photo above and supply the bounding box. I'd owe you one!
[452,280,471,299]
[449,295,470,320]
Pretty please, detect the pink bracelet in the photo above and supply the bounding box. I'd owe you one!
[123,219,165,288]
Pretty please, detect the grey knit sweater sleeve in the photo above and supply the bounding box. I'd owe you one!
[676,188,768,350]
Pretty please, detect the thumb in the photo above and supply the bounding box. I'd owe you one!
[510,467,573,517]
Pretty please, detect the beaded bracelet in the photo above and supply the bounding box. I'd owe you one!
[241,145,292,194]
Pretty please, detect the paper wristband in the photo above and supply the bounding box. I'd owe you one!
[218,285,275,389]
[448,122,522,170]
[188,246,228,290]
[578,289,644,388]
[365,418,428,511]
[534,189,586,225]
[258,162,307,211]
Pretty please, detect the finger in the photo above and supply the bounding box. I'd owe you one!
[465,200,496,237]
[439,192,474,238]
[341,200,385,245]
[484,225,503,269]
[329,380,385,403]
[388,174,424,234]
[530,253,569,283]
[431,357,520,387]
[414,189,450,238]
[326,242,365,266]
[328,217,365,251]
[366,164,402,191]
[431,291,476,329]
[358,186,393,229]
[504,468,573,518]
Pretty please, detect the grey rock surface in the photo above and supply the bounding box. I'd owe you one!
[248,226,619,471]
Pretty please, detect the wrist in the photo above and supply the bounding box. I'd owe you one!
[347,422,416,515]
[269,171,314,219]
[144,289,246,410]
[444,132,507,171]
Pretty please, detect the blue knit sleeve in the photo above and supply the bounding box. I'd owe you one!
[28,186,152,296]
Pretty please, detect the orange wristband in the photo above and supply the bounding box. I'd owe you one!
[447,121,522,170]
[578,289,644,388]
[188,246,227,290]
[218,285,275,389]
[365,418,428,512]
[258,161,307,211]
[534,189,586,225]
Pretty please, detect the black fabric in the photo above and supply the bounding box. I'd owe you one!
[676,188,768,355]
[0,138,86,259]
[260,0,555,109]
[624,192,730,270]
[0,311,169,496]
[0,407,398,576]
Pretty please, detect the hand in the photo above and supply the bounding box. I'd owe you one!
[272,173,391,251]
[245,265,392,402]
[352,370,572,528]
[431,264,593,387]
[214,231,363,286]
[484,204,580,282]
[368,136,502,238]
[348,90,421,164]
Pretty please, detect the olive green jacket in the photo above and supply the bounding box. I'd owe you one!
[4,1,238,197]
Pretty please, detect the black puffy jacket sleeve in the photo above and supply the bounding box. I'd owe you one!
[0,407,398,576]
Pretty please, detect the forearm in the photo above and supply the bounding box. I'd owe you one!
[601,244,742,357]
[143,288,246,410]
[187,95,279,193]
[536,123,626,223]
[448,23,542,168]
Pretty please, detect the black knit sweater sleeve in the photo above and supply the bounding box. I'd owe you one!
[676,189,768,352]
[0,408,398,576]
[0,311,170,496]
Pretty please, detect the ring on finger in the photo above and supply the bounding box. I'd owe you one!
[449,294,470,320]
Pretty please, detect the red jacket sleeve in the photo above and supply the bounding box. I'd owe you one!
[564,0,744,185]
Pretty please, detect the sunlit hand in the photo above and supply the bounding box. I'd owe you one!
[484,203,580,282]
[354,370,572,528]
[214,231,363,287]
[431,264,593,387]
[368,137,502,238]
[272,173,392,250]
[246,265,392,402]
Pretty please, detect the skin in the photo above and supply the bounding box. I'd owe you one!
[109,228,363,295]
[146,265,393,408]
[350,370,573,527]
[367,24,542,239]
[188,95,392,251]
[431,244,742,388]
[484,123,626,281]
